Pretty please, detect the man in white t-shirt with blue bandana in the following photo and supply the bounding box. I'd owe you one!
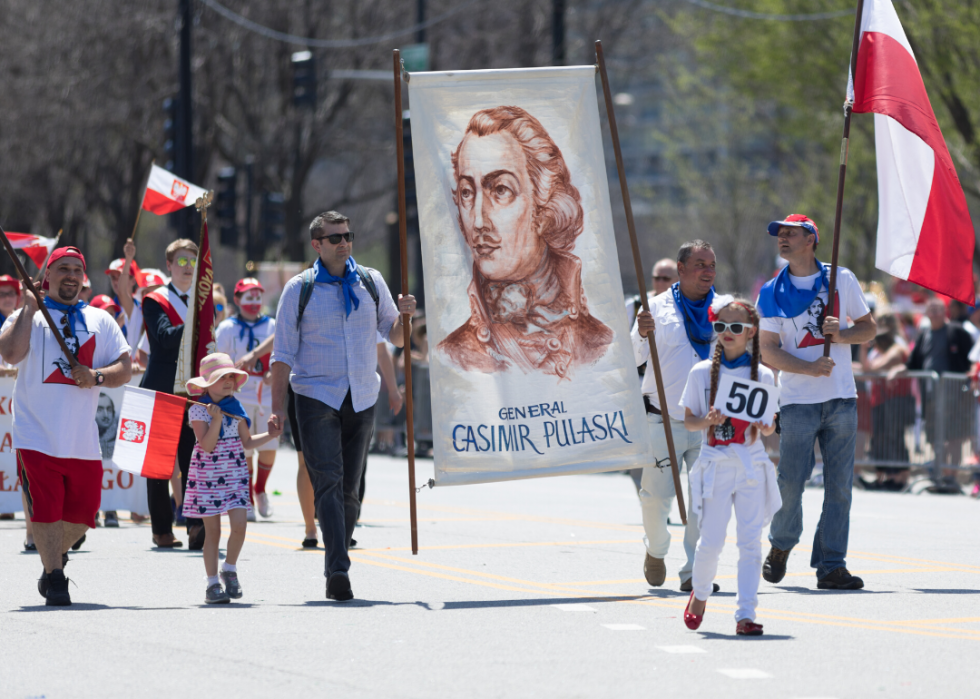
[757,214,876,590]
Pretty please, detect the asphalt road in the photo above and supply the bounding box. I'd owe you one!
[1,448,977,698]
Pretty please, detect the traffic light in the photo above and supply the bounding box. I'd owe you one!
[215,166,238,247]
[162,97,178,171]
[261,193,285,243]
[291,51,316,109]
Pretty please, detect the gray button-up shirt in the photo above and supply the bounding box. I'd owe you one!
[271,268,399,412]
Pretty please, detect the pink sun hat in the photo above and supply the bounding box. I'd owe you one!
[185,352,249,397]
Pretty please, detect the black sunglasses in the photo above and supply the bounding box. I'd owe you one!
[712,321,745,335]
[315,232,354,245]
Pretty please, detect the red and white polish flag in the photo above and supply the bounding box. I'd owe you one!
[112,386,187,479]
[4,232,59,267]
[849,0,976,304]
[142,164,208,216]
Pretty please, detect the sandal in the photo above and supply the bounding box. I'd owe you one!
[302,538,318,549]
[684,591,705,630]
[23,542,37,552]
[736,619,764,636]
[70,534,86,551]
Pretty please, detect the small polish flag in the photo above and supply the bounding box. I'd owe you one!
[142,164,208,216]
[849,0,976,304]
[4,232,59,267]
[112,386,187,479]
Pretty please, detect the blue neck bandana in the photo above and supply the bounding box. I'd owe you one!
[314,257,360,317]
[721,352,752,370]
[231,315,270,351]
[671,282,715,360]
[757,261,828,319]
[198,394,251,432]
[44,297,89,339]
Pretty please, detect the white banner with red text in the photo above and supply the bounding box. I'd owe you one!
[0,374,150,514]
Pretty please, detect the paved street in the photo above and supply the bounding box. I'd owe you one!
[1,448,978,698]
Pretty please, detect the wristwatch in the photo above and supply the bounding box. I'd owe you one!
[95,371,104,386]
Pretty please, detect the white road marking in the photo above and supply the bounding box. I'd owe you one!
[717,669,772,679]
[656,645,706,654]
[602,623,645,630]
[552,604,597,612]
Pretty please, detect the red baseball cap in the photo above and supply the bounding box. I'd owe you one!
[768,214,819,243]
[47,246,87,272]
[234,277,264,295]
[138,270,167,289]
[105,258,141,277]
[0,274,21,296]
[82,274,91,289]
[90,294,122,316]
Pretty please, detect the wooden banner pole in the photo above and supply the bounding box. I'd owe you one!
[823,0,866,358]
[0,224,80,369]
[130,159,154,242]
[596,40,687,524]
[394,49,420,555]
[32,229,63,284]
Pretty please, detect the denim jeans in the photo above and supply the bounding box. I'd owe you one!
[768,398,857,579]
[639,415,702,582]
[295,390,375,578]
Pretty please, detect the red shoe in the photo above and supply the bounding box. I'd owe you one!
[684,591,705,630]
[736,619,763,636]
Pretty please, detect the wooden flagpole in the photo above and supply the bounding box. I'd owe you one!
[0,225,79,369]
[130,159,155,242]
[823,0,866,358]
[393,49,420,555]
[32,229,63,283]
[596,40,687,524]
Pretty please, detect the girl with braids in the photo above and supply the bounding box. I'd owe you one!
[678,295,782,636]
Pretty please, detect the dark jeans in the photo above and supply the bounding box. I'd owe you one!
[296,391,375,578]
[146,417,203,536]
[769,398,857,579]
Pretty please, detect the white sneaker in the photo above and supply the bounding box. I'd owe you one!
[247,509,257,522]
[256,492,273,518]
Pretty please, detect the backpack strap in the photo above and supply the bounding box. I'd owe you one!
[356,265,380,321]
[297,265,381,325]
[296,268,316,325]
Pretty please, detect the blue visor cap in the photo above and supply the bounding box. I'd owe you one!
[767,216,819,244]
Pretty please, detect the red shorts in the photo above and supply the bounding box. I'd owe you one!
[18,449,102,527]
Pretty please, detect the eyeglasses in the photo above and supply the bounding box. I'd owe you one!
[652,276,674,282]
[315,232,354,245]
[712,321,745,335]
[175,256,197,268]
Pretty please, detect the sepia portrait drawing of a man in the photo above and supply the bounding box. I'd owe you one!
[437,105,613,380]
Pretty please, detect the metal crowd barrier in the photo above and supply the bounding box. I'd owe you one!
[853,371,976,491]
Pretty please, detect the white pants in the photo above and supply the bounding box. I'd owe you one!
[243,402,277,457]
[691,456,766,622]
[639,414,702,582]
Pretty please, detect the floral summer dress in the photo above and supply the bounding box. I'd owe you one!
[182,404,253,517]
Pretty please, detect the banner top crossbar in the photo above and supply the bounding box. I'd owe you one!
[408,64,597,87]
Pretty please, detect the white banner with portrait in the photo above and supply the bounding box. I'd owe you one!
[408,65,651,485]
[0,373,149,513]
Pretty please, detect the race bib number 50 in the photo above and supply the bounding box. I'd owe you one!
[712,374,779,425]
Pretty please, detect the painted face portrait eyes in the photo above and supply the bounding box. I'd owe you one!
[458,180,475,207]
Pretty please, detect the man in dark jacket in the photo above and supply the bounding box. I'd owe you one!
[141,238,204,549]
[906,297,975,472]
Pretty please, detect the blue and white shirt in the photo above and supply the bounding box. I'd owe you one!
[271,268,399,412]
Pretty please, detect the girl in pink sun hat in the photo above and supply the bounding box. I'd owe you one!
[185,352,282,604]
